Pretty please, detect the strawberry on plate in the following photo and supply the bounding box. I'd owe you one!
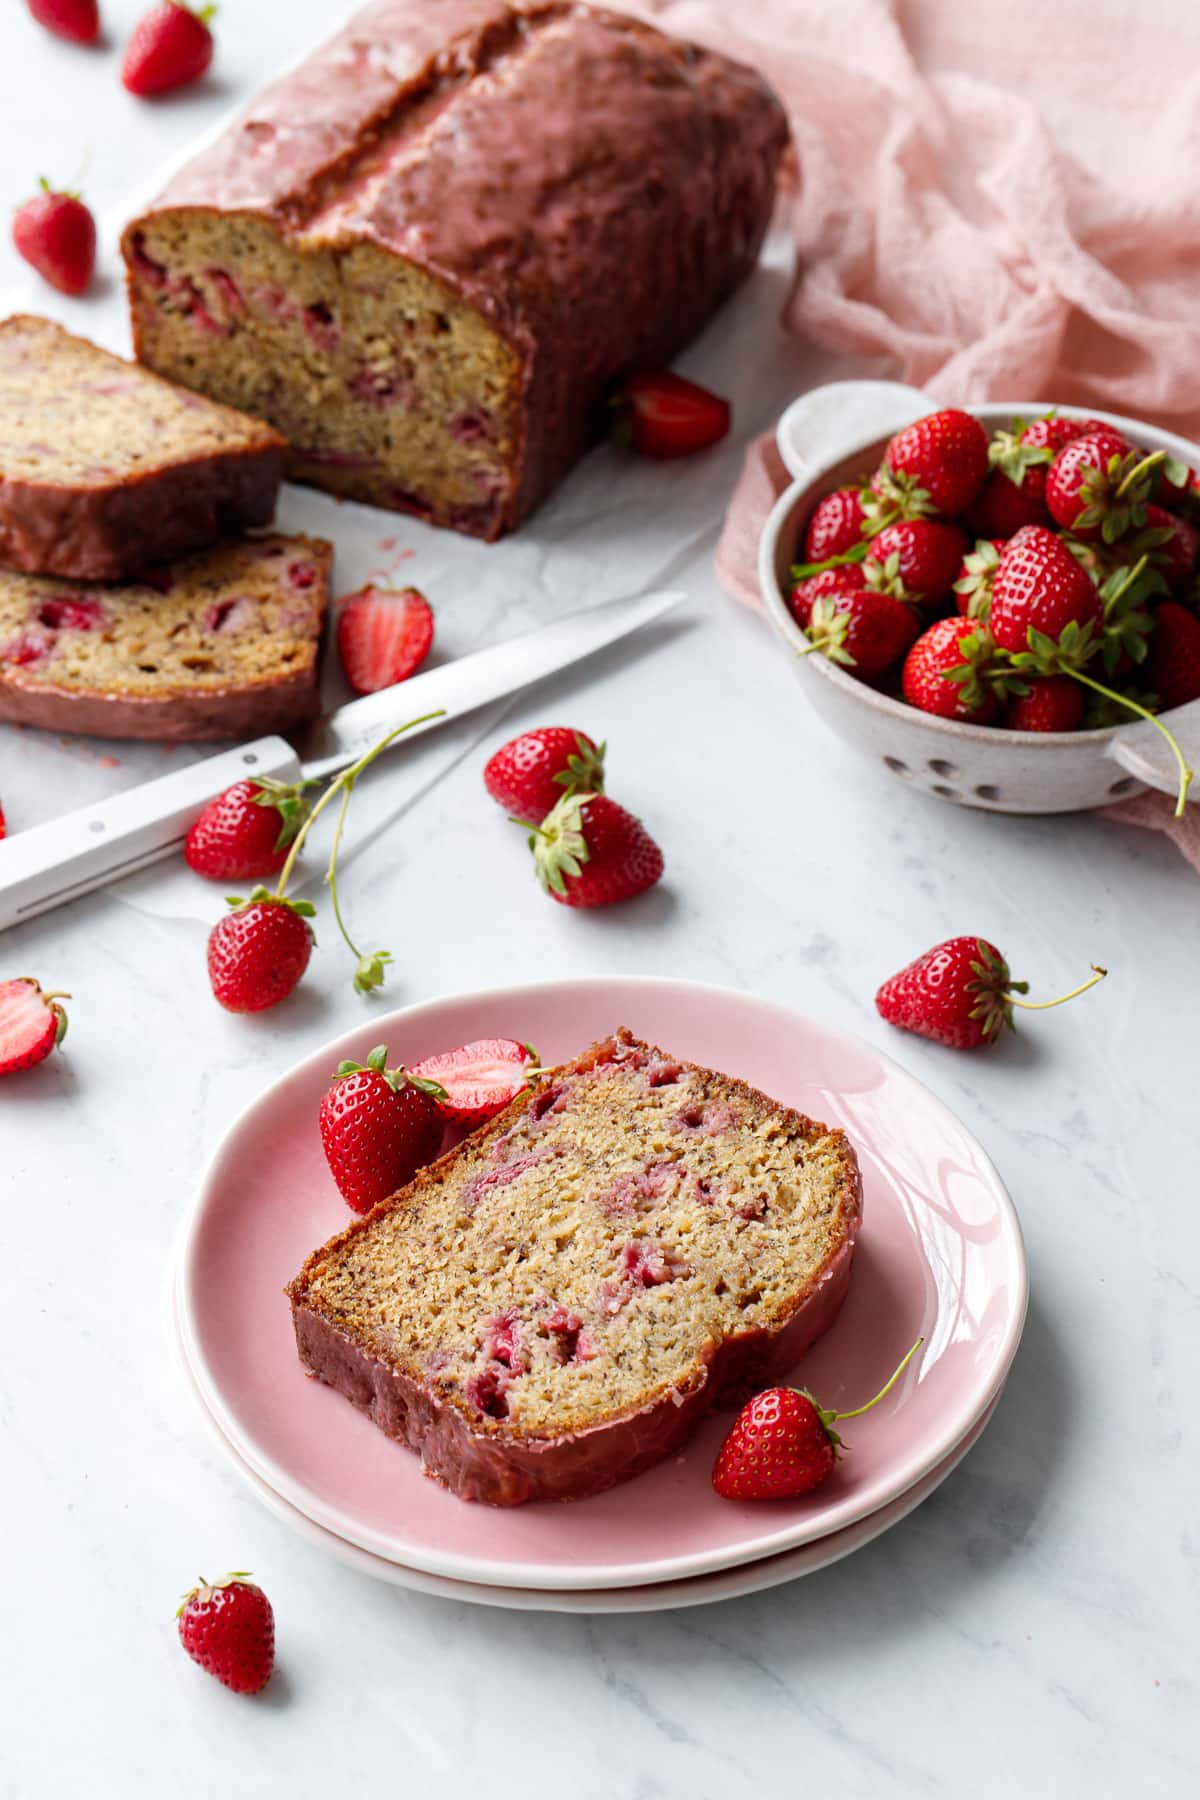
[876,936,1106,1050]
[319,1044,445,1212]
[802,487,867,563]
[185,777,312,882]
[177,1574,274,1695]
[12,179,95,295]
[801,585,919,679]
[612,370,730,459]
[483,728,605,824]
[712,1340,923,1501]
[879,408,989,518]
[336,585,434,695]
[122,1,214,97]
[526,792,663,908]
[0,979,69,1076]
[206,889,315,1013]
[901,617,1004,724]
[28,0,100,43]
[410,1038,540,1125]
[864,518,967,608]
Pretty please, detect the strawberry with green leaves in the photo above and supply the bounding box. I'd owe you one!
[864,518,967,608]
[712,1340,923,1501]
[788,562,865,628]
[484,728,604,824]
[802,487,868,563]
[876,407,990,519]
[524,793,663,909]
[901,617,1006,724]
[800,585,919,679]
[1045,428,1163,542]
[876,937,1106,1050]
[953,539,1002,620]
[319,1045,445,1211]
[185,777,313,881]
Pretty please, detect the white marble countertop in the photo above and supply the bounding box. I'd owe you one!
[2,6,1198,1796]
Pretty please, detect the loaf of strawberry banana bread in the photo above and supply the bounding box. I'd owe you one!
[122,1,788,540]
[288,1030,861,1506]
[0,533,330,741]
[0,315,285,580]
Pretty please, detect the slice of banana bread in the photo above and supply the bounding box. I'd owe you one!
[288,1029,862,1506]
[122,1,787,540]
[0,315,286,580]
[0,533,330,741]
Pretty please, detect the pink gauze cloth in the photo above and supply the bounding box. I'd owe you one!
[620,0,1200,868]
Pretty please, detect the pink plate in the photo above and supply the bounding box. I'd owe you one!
[177,976,1027,1590]
[167,1265,1001,1612]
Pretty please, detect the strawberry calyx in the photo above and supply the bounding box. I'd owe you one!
[332,1043,447,1101]
[224,884,316,923]
[789,1337,926,1457]
[176,1570,252,1619]
[987,421,1053,486]
[953,539,1000,619]
[939,624,1021,710]
[554,733,606,800]
[861,468,935,531]
[521,791,592,896]
[789,540,871,583]
[801,597,858,666]
[862,549,920,606]
[963,939,1108,1039]
[1095,557,1159,676]
[249,775,317,853]
[1074,448,1165,543]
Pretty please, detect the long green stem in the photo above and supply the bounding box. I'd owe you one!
[835,1337,924,1422]
[1066,670,1192,816]
[326,780,360,961]
[1008,966,1107,1012]
[272,711,445,899]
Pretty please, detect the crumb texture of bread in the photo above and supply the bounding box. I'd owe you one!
[122,0,788,540]
[0,315,286,580]
[0,533,330,742]
[289,1029,862,1505]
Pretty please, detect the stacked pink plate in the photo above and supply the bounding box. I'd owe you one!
[170,977,1027,1613]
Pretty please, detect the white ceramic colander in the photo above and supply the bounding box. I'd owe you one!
[758,381,1200,814]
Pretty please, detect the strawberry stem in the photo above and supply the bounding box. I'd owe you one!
[790,541,870,581]
[831,1337,924,1422]
[1007,965,1107,1012]
[1115,449,1165,501]
[1063,669,1193,815]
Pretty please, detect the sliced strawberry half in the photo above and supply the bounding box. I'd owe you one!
[613,371,731,459]
[409,1038,540,1125]
[0,978,69,1076]
[336,585,434,695]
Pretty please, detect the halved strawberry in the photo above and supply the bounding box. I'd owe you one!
[613,371,730,459]
[0,979,69,1076]
[409,1038,540,1125]
[336,585,434,695]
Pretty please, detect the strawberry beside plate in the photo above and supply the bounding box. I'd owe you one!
[173,976,1028,1592]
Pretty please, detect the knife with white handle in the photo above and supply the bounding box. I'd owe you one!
[0,587,683,933]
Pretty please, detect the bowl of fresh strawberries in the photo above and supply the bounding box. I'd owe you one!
[758,381,1200,814]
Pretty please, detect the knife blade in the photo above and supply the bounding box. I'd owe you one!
[0,587,683,933]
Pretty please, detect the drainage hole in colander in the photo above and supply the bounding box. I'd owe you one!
[928,759,957,777]
[974,785,1000,801]
[931,784,959,799]
[883,756,910,775]
[1108,778,1138,796]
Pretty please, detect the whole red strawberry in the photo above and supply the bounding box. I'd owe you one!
[185,778,312,882]
[881,408,989,517]
[901,617,1002,724]
[206,889,314,1013]
[336,585,433,695]
[988,524,1103,656]
[1004,676,1085,732]
[12,180,95,295]
[865,518,967,607]
[788,562,865,629]
[966,468,1048,540]
[1138,504,1198,594]
[319,1045,445,1212]
[1020,414,1100,457]
[712,1339,923,1501]
[613,370,730,458]
[0,978,69,1076]
[28,0,100,43]
[177,1574,274,1695]
[526,793,663,908]
[410,1038,539,1126]
[483,728,605,823]
[876,936,1105,1050]
[1144,601,1200,710]
[953,540,1001,620]
[1044,427,1159,542]
[801,586,919,679]
[122,1,214,97]
[802,487,867,562]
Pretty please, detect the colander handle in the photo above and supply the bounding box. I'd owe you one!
[1107,699,1200,805]
[775,381,932,484]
